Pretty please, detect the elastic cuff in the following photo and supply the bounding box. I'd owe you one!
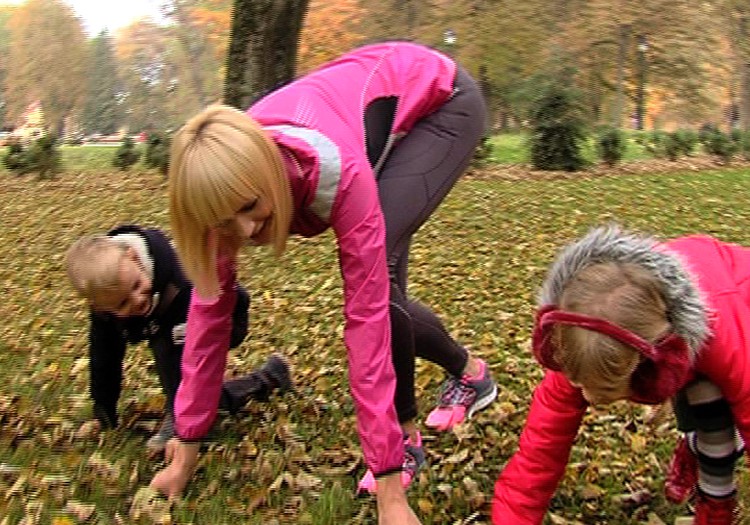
[176,436,203,444]
[373,466,402,479]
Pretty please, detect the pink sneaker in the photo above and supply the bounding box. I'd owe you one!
[425,358,497,431]
[357,432,425,494]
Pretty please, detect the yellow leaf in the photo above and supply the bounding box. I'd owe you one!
[417,498,433,514]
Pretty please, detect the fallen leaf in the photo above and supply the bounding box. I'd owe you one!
[64,500,95,521]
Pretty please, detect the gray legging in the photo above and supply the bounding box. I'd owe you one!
[375,66,486,423]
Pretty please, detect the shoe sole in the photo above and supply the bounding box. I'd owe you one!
[467,383,498,419]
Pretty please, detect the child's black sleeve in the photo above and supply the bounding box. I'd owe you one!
[88,313,127,428]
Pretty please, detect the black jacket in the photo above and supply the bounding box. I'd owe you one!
[88,225,248,426]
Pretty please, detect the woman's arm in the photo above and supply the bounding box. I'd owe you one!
[173,254,238,440]
[150,254,238,497]
[331,169,404,478]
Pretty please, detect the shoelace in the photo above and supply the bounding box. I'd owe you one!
[438,377,478,408]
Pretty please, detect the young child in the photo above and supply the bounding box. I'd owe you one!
[492,226,748,525]
[65,225,291,451]
[150,41,497,523]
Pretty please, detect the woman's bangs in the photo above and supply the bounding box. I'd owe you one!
[180,144,241,227]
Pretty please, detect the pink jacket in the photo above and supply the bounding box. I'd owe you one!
[175,42,456,476]
[492,235,750,524]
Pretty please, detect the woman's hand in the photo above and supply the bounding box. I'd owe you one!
[149,439,200,499]
[376,473,422,525]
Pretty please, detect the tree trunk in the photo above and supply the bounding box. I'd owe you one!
[739,15,750,131]
[224,0,310,109]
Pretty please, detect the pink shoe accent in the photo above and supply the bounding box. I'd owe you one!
[465,359,487,381]
[357,432,425,495]
[400,469,414,487]
[357,470,377,494]
[425,406,467,431]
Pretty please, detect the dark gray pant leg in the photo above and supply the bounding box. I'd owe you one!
[377,66,486,422]
[150,336,182,414]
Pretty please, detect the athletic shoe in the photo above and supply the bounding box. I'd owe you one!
[222,353,293,414]
[425,358,497,431]
[357,432,425,494]
[146,412,175,453]
[261,353,293,394]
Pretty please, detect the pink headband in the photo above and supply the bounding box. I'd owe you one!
[532,305,693,404]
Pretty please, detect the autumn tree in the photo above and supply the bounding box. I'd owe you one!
[161,0,232,109]
[723,0,750,130]
[557,0,725,127]
[298,0,365,73]
[224,0,310,109]
[0,5,16,127]
[431,0,551,129]
[5,0,87,136]
[355,0,433,42]
[82,31,121,135]
[115,19,173,131]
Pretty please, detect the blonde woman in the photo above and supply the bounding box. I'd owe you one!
[151,42,497,523]
[66,225,290,452]
[492,226,747,525]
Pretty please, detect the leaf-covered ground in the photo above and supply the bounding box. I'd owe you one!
[0,163,748,524]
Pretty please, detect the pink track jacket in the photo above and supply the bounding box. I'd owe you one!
[174,42,456,476]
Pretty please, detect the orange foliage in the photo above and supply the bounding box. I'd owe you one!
[190,5,231,60]
[298,0,365,73]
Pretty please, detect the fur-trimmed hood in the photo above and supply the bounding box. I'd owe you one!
[539,225,710,360]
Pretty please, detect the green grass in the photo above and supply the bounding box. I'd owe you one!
[487,131,652,164]
[0,144,150,174]
[0,165,749,524]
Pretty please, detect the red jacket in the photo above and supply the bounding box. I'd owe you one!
[492,235,750,524]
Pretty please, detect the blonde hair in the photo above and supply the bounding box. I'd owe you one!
[169,105,293,297]
[555,262,670,392]
[65,235,128,302]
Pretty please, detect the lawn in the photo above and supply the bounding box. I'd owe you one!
[1,132,648,175]
[485,131,652,165]
[0,163,749,524]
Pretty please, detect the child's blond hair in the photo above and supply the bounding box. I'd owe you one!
[65,235,129,303]
[554,261,671,392]
[169,105,292,297]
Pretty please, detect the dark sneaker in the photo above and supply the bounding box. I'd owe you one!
[665,436,698,504]
[694,491,737,525]
[357,432,426,494]
[221,354,293,414]
[146,412,175,453]
[260,354,293,394]
[425,358,497,431]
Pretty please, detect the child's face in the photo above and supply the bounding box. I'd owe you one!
[92,249,153,317]
[214,196,273,247]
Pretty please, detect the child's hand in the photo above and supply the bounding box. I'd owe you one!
[149,439,199,499]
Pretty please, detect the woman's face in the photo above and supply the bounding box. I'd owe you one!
[215,196,274,246]
[92,249,153,317]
